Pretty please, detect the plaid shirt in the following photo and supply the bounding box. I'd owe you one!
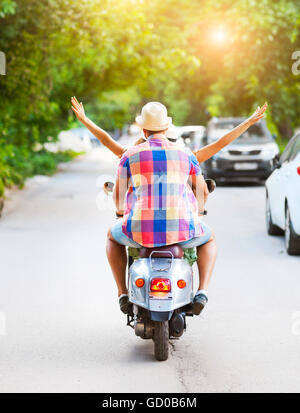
[117,134,204,247]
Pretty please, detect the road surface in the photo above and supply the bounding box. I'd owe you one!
[0,147,299,393]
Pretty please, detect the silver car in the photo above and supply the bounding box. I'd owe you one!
[202,118,279,182]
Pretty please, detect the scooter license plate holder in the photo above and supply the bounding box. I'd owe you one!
[149,251,174,272]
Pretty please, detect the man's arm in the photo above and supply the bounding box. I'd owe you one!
[71,96,125,158]
[194,103,268,163]
[113,175,128,216]
[189,174,209,215]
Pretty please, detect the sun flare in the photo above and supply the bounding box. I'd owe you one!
[213,28,227,43]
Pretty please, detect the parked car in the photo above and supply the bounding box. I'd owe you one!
[178,126,205,151]
[265,133,300,255]
[202,117,279,182]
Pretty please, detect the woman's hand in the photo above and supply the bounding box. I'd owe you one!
[71,96,86,123]
[70,97,125,157]
[194,101,268,164]
[247,102,268,126]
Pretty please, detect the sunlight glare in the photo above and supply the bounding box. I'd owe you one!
[213,28,227,43]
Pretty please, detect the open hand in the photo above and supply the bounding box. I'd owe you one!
[247,102,268,126]
[71,96,86,123]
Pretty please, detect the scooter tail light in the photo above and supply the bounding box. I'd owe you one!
[297,166,300,175]
[135,278,145,288]
[177,279,186,289]
[150,278,171,292]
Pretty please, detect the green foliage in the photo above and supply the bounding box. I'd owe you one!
[0,147,76,197]
[85,88,141,131]
[0,0,16,18]
[277,138,290,154]
[0,0,300,200]
[185,0,300,135]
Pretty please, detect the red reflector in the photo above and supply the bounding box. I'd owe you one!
[135,278,145,288]
[177,279,186,289]
[150,278,171,292]
[297,167,300,175]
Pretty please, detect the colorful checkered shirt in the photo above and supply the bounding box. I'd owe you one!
[117,134,204,247]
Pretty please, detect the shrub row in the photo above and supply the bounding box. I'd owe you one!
[0,145,78,198]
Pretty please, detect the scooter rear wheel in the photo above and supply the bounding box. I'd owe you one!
[153,321,169,361]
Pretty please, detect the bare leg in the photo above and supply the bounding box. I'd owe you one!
[106,229,127,296]
[196,234,217,291]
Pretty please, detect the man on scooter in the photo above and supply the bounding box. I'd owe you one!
[106,102,216,316]
[71,97,267,315]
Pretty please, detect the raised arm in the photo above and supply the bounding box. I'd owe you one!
[71,96,126,158]
[194,103,268,164]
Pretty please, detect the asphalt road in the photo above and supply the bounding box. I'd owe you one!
[0,147,299,393]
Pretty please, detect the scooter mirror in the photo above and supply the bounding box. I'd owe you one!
[104,181,114,195]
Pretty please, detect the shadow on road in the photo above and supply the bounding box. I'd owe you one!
[215,181,265,188]
[124,341,158,364]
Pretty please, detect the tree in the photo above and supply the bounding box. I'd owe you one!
[182,0,300,136]
[1,0,300,198]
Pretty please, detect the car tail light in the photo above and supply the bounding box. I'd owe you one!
[150,278,171,292]
[177,279,186,289]
[135,278,145,288]
[297,167,300,175]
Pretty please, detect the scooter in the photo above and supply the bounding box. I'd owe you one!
[104,179,216,361]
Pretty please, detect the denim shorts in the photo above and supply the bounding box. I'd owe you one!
[111,219,142,248]
[110,219,212,249]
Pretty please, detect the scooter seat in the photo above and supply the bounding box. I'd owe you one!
[139,244,184,259]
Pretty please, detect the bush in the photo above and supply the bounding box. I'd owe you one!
[0,145,79,198]
[0,179,4,198]
[31,153,57,176]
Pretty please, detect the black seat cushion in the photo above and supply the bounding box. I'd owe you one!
[139,244,184,259]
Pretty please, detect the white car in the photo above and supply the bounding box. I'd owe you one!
[265,133,300,255]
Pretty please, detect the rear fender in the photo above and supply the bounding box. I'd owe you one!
[128,257,193,311]
[150,311,173,322]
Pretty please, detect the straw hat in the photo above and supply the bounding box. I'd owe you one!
[136,102,172,131]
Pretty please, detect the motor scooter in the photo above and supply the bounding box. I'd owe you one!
[104,179,215,361]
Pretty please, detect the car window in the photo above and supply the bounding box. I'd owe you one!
[280,135,297,163]
[207,120,272,144]
[289,134,300,161]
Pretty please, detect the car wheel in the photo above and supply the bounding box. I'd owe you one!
[285,205,300,255]
[266,192,284,236]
